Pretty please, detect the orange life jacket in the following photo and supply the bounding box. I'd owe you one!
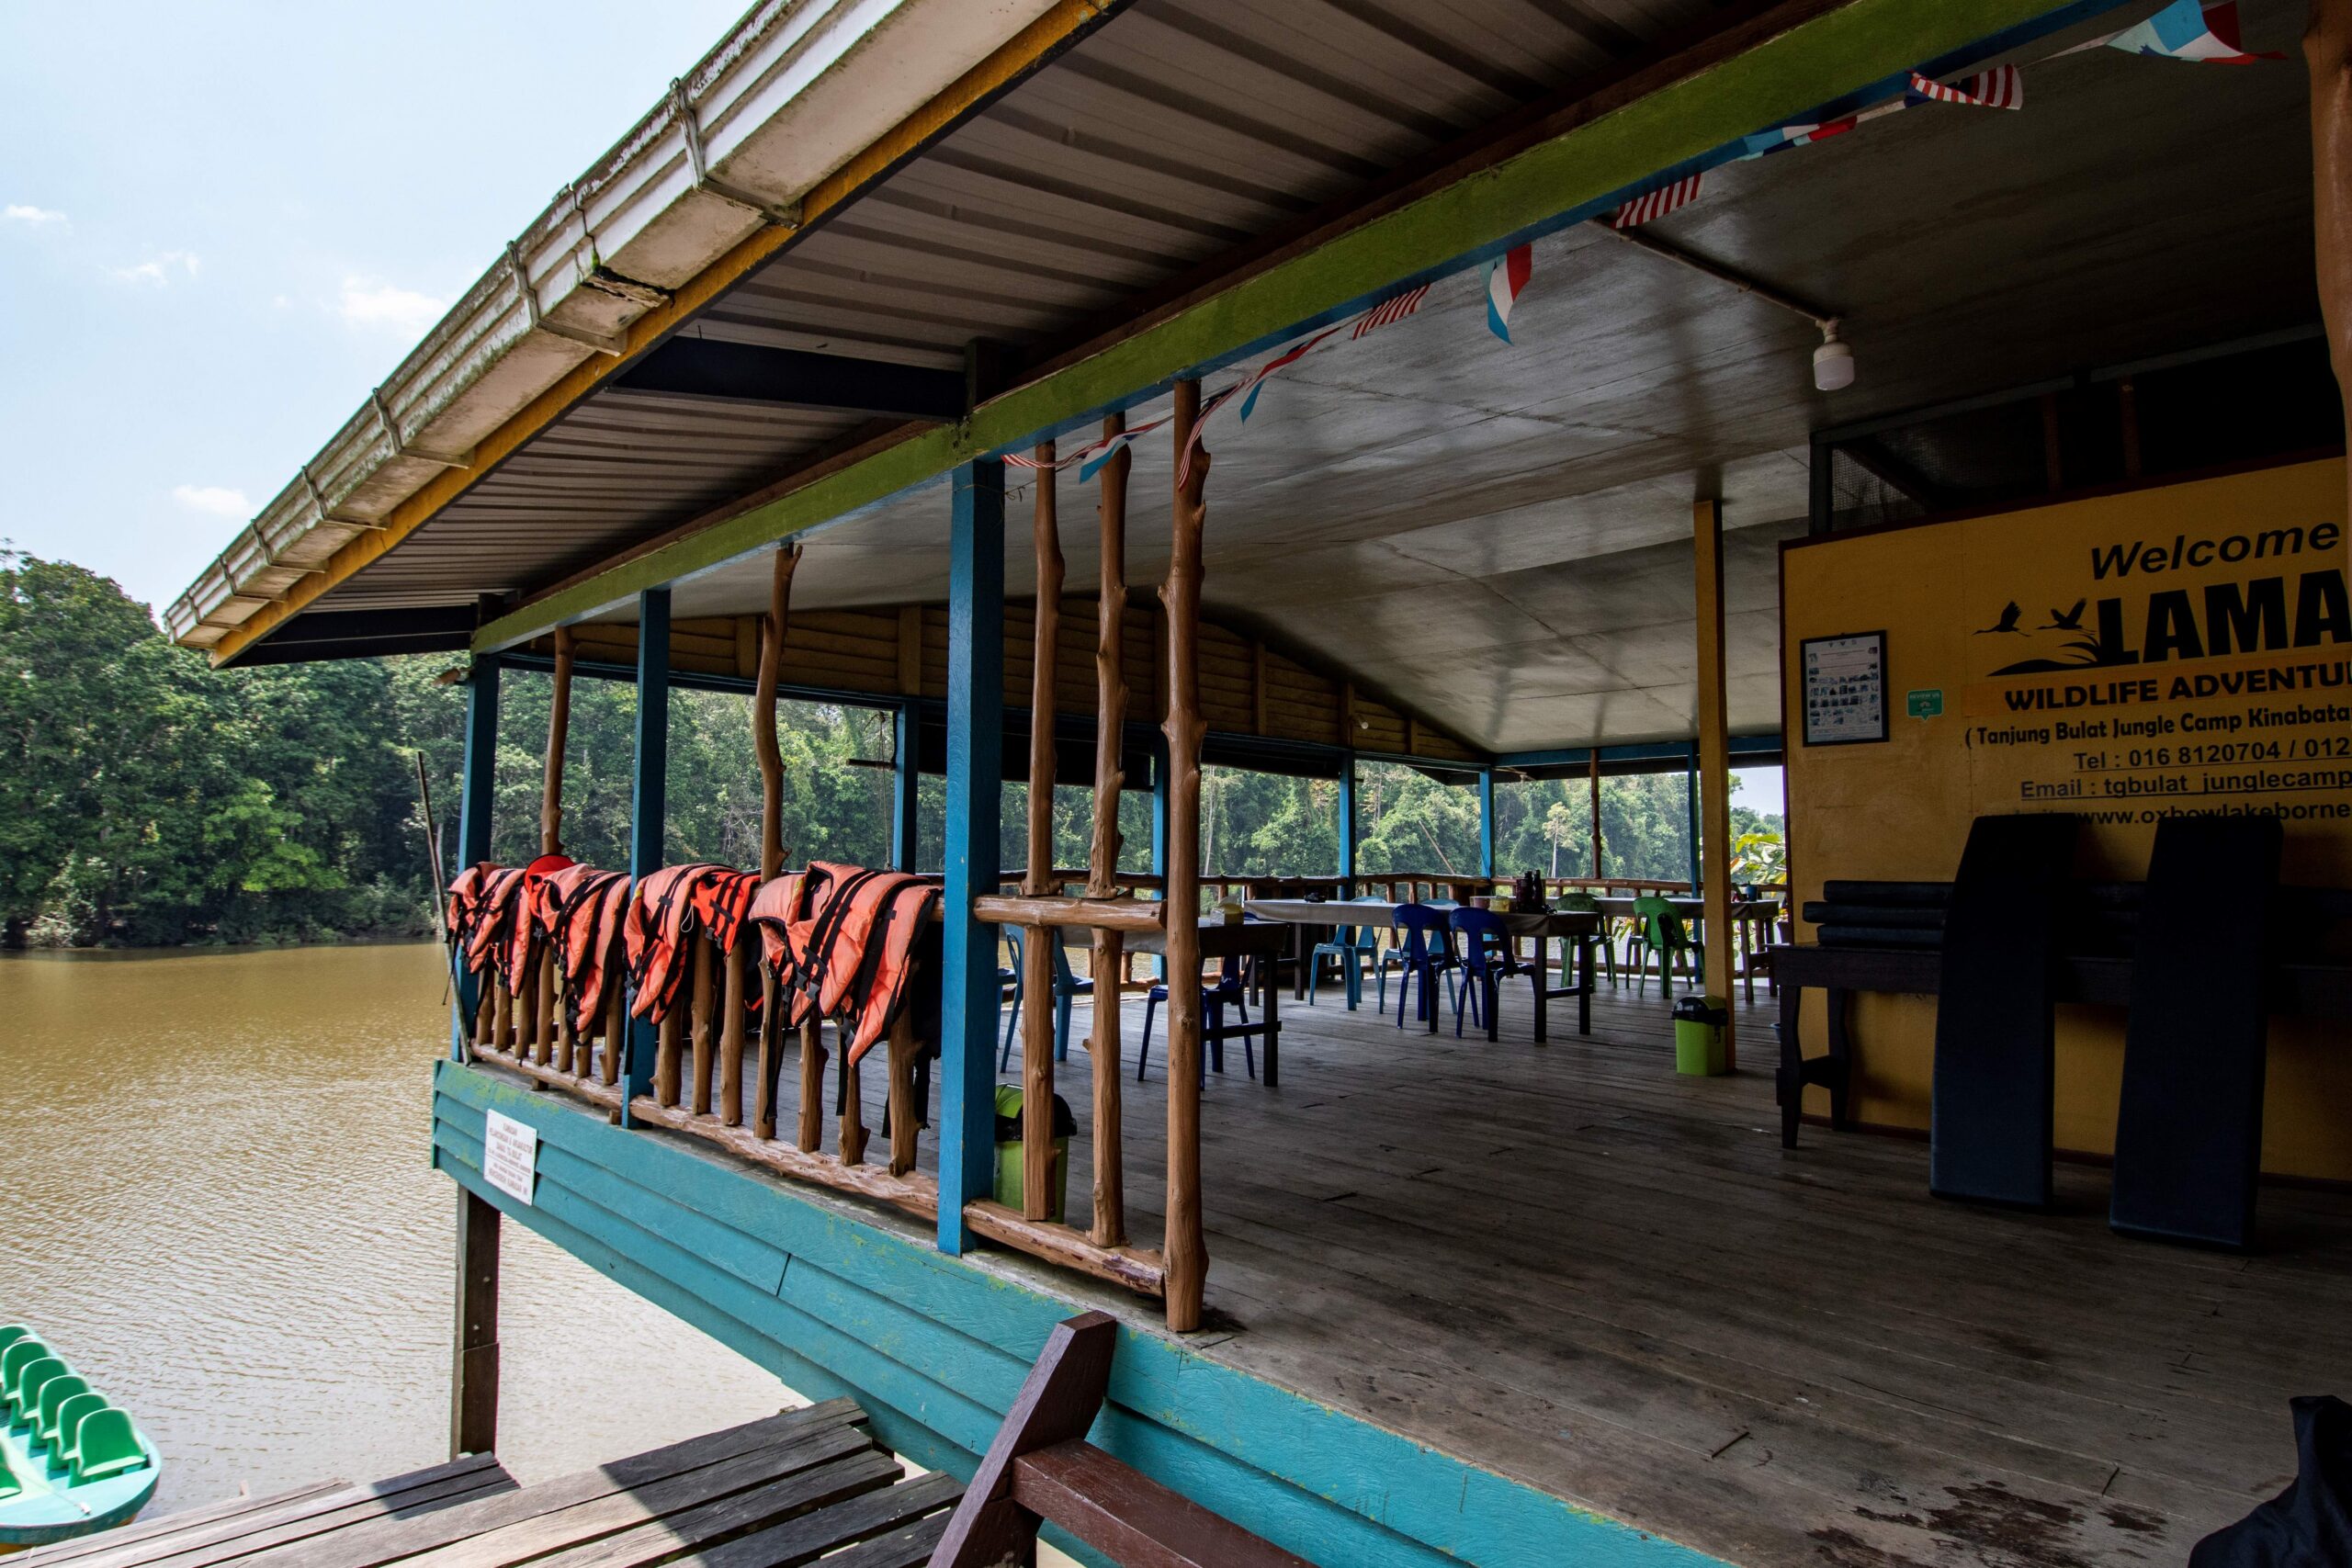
[500,854,576,993]
[623,863,761,1023]
[540,865,630,1035]
[749,862,941,1065]
[449,864,529,980]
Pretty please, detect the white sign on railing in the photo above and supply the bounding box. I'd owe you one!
[482,1110,539,1206]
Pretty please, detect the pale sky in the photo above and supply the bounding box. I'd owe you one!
[0,1,746,615]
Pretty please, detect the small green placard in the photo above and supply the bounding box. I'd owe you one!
[1906,689,1944,719]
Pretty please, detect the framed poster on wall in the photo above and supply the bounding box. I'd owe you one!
[1800,630,1888,746]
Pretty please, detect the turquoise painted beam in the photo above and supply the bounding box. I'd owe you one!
[471,0,2114,658]
[1336,756,1356,884]
[451,656,498,1057]
[433,1062,1727,1568]
[1477,767,1497,881]
[938,460,1004,1255]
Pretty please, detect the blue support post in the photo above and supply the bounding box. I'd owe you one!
[892,703,920,871]
[621,588,672,1126]
[1336,754,1357,888]
[1477,766,1497,883]
[937,459,1004,1255]
[1685,740,1702,889]
[450,655,500,1059]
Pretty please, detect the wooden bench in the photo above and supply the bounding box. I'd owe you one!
[928,1314,1313,1568]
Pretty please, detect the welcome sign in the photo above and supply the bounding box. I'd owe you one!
[1781,457,2352,1179]
[1786,457,2351,878]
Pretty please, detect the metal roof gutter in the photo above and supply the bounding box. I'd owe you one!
[166,0,1095,658]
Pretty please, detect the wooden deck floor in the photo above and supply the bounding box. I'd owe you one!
[996,980,2352,1568]
[13,1404,958,1568]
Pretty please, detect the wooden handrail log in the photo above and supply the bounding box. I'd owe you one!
[973,895,1166,933]
[627,1093,939,1218]
[963,1202,1168,1297]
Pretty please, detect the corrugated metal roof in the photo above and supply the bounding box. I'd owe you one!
[296,0,1758,626]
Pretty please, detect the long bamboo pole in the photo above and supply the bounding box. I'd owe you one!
[1162,382,1209,1332]
[1023,443,1063,1223]
[1089,412,1130,1248]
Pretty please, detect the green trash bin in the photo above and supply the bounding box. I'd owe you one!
[992,1085,1076,1220]
[1671,995,1729,1077]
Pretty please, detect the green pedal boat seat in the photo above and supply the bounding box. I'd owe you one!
[34,1377,89,1448]
[50,1394,107,1461]
[0,1340,50,1412]
[70,1410,146,1483]
[11,1359,67,1421]
[0,1327,28,1357]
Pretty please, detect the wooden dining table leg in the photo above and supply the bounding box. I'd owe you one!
[1578,936,1594,1036]
[1531,938,1550,1044]
[1261,953,1280,1088]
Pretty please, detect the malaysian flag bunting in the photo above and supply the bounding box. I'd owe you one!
[2102,0,2283,62]
[1351,284,1430,338]
[1611,173,1702,230]
[1001,415,1173,479]
[1482,245,1532,342]
[1907,64,2024,107]
[1738,116,1858,159]
[1077,418,1167,481]
[1173,383,1239,492]
[1238,325,1345,422]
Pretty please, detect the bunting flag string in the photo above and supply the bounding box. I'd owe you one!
[1611,173,1703,229]
[2100,0,2284,62]
[1050,11,2278,492]
[1907,64,2024,107]
[1482,245,1532,342]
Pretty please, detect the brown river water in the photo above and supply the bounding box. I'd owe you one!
[0,942,783,1517]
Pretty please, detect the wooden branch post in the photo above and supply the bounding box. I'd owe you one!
[1162,380,1210,1331]
[753,546,796,1141]
[755,547,797,882]
[2312,0,2352,574]
[1692,498,1736,1068]
[542,626,573,857]
[719,941,748,1126]
[1090,413,1130,1248]
[1023,443,1064,1223]
[798,1018,826,1153]
[1589,750,1604,878]
[449,1187,499,1458]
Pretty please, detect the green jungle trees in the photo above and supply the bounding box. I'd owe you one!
[0,549,1779,946]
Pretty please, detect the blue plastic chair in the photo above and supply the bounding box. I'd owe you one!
[1448,907,1529,1038]
[1305,920,1374,1009]
[1380,904,1458,1032]
[1001,928,1093,1068]
[1136,955,1252,1082]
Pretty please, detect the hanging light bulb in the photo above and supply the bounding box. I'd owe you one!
[1813,319,1855,392]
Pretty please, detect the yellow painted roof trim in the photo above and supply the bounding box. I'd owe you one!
[209,0,1119,667]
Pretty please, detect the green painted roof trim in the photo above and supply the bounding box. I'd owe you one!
[474,0,2099,655]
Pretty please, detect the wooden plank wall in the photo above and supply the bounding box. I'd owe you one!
[432,1061,1720,1568]
[534,602,1479,764]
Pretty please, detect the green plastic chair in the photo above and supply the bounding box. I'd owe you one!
[11,1358,68,1422]
[0,1338,51,1412]
[50,1393,107,1460]
[0,1450,18,1499]
[34,1374,89,1449]
[71,1408,148,1483]
[1555,892,1615,986]
[1628,894,1702,998]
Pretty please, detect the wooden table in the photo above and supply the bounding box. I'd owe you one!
[1242,899,1600,1042]
[1128,918,1291,1085]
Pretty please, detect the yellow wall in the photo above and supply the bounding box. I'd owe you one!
[1781,457,2352,1180]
